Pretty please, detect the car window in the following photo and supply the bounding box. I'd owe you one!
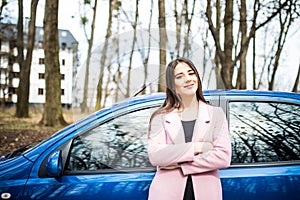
[229,101,300,164]
[65,108,157,172]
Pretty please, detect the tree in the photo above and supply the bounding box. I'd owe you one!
[206,0,291,89]
[292,64,300,92]
[255,0,300,90]
[16,0,39,118]
[16,0,25,115]
[0,0,7,17]
[95,0,113,110]
[126,0,139,97]
[267,1,295,90]
[158,0,167,92]
[81,0,98,113]
[40,0,66,126]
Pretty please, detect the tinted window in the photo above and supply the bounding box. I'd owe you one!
[66,108,155,172]
[229,101,300,164]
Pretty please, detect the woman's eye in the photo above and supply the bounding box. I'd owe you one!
[175,75,182,79]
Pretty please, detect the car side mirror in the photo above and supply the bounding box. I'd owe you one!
[46,150,63,177]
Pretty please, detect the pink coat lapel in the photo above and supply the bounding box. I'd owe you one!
[164,109,185,144]
[193,101,212,141]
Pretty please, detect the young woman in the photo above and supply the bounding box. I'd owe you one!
[147,57,231,200]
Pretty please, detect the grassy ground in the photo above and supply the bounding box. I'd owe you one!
[0,107,79,155]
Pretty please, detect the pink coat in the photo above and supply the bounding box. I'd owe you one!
[147,101,232,200]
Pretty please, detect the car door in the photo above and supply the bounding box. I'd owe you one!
[22,105,160,200]
[220,93,300,200]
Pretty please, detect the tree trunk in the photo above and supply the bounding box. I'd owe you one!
[15,0,25,116]
[95,0,113,110]
[126,0,139,97]
[252,31,256,90]
[222,0,234,89]
[158,0,167,92]
[40,0,66,126]
[16,0,39,118]
[174,0,181,57]
[237,0,247,89]
[0,1,8,16]
[81,0,98,113]
[183,0,196,57]
[292,64,300,93]
[143,0,153,94]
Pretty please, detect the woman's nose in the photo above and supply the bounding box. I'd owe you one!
[185,75,191,82]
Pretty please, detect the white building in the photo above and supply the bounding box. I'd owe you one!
[0,24,78,108]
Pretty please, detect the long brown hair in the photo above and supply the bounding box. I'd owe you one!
[151,57,206,120]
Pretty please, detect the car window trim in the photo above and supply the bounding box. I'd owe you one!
[229,160,300,168]
[63,166,156,175]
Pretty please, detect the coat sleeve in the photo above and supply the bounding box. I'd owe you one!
[147,114,194,167]
[180,107,232,175]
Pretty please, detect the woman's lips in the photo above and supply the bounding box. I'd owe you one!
[184,84,194,89]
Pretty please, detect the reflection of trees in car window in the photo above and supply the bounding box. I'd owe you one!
[229,102,300,164]
[66,109,154,171]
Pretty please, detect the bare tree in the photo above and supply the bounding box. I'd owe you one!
[16,0,39,118]
[40,0,66,126]
[268,1,295,90]
[81,0,98,113]
[136,0,153,96]
[182,0,196,58]
[206,0,291,89]
[255,0,300,90]
[16,0,25,114]
[236,0,247,89]
[126,0,139,97]
[158,0,167,92]
[95,0,114,110]
[292,64,300,92]
[0,0,7,17]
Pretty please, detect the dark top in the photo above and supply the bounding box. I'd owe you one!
[181,120,196,200]
[182,120,196,142]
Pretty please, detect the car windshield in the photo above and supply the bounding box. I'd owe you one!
[0,144,35,161]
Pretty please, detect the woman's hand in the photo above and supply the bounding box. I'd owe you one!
[194,142,213,155]
[159,165,181,170]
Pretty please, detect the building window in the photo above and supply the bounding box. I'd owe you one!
[61,43,67,50]
[38,73,45,79]
[61,74,65,80]
[61,89,65,96]
[38,41,43,48]
[39,58,45,65]
[38,88,44,95]
[62,59,65,66]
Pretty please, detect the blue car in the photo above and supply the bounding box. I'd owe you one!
[1,90,300,200]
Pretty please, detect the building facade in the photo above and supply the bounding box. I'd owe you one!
[0,24,78,108]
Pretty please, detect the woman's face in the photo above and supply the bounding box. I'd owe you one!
[174,62,198,98]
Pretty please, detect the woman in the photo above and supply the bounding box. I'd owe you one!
[147,57,231,200]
